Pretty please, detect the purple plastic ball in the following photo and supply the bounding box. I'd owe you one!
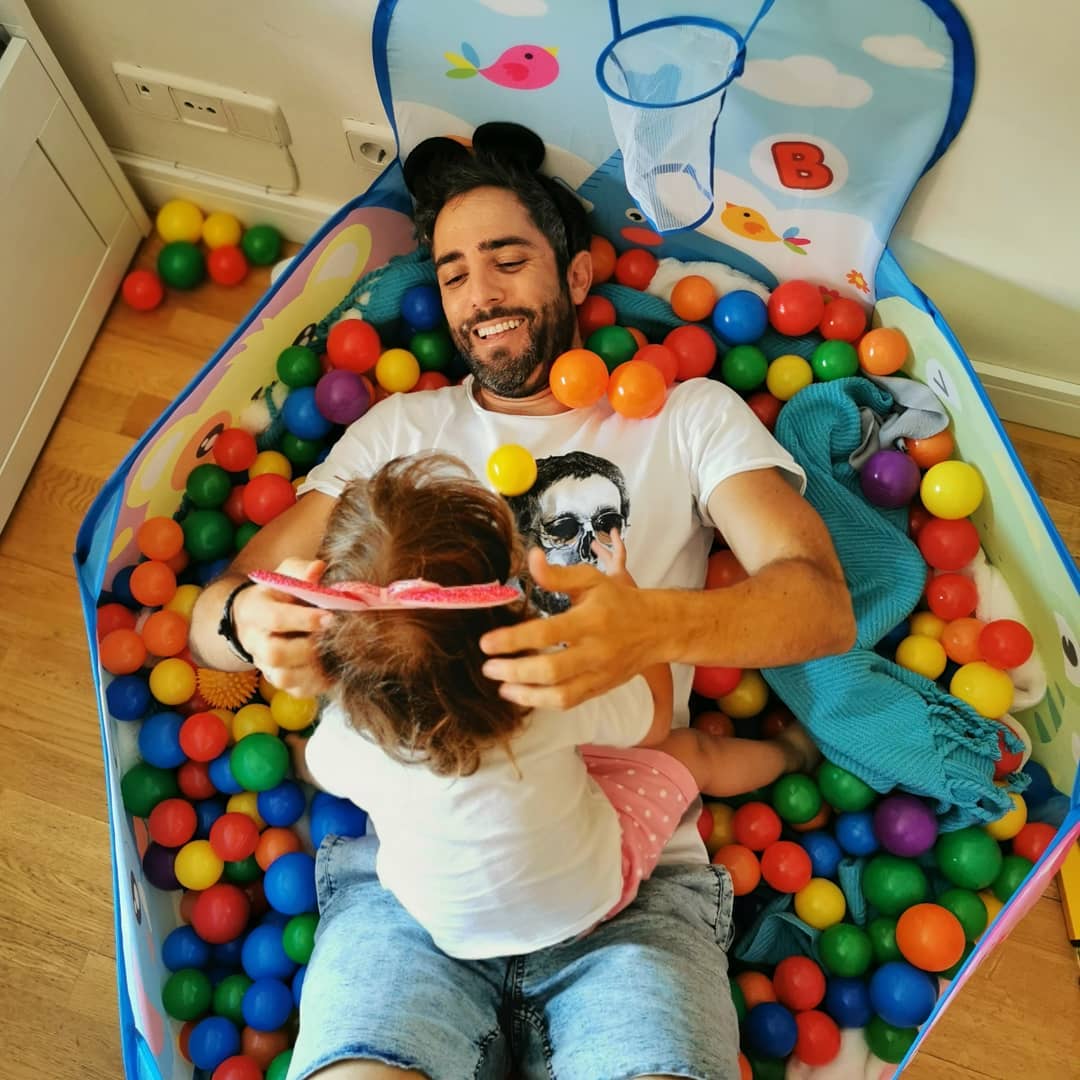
[142,842,181,890]
[314,369,371,426]
[860,450,921,509]
[872,793,939,857]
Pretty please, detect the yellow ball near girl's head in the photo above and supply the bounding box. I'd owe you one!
[202,211,243,249]
[156,199,205,244]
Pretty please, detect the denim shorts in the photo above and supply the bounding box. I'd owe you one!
[287,834,739,1080]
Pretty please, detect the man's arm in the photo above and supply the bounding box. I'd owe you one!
[481,467,856,709]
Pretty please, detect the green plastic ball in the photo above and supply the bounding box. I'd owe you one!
[771,773,822,824]
[810,340,859,381]
[267,1050,294,1080]
[730,978,747,1023]
[862,854,929,916]
[940,940,974,980]
[185,463,232,508]
[234,521,261,551]
[586,325,638,371]
[410,329,455,371]
[992,853,1034,902]
[279,432,324,469]
[283,912,319,964]
[161,968,212,1021]
[865,1016,918,1064]
[746,1054,786,1080]
[277,345,322,388]
[182,509,234,561]
[721,344,768,392]
[819,923,873,977]
[230,732,290,792]
[816,761,876,812]
[157,241,206,289]
[223,854,262,883]
[121,762,179,817]
[241,223,283,266]
[935,827,1003,891]
[937,887,988,941]
[867,915,902,964]
[212,972,252,1024]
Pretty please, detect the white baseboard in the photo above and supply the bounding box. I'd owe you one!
[972,360,1080,437]
[112,150,343,244]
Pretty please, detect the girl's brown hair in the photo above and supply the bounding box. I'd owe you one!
[315,453,531,777]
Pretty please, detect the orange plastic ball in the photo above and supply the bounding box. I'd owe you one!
[634,343,678,386]
[589,235,617,283]
[241,1026,291,1071]
[626,326,648,351]
[549,349,609,409]
[130,560,178,607]
[614,248,659,290]
[906,429,955,469]
[712,843,761,895]
[738,1052,752,1080]
[706,550,748,589]
[670,275,718,322]
[100,628,148,675]
[142,609,190,657]
[255,827,303,871]
[607,359,667,419]
[137,517,185,561]
[941,617,985,665]
[858,327,909,375]
[735,970,777,1010]
[577,295,616,340]
[896,903,966,972]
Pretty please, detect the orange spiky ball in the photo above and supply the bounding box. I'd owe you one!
[196,667,259,710]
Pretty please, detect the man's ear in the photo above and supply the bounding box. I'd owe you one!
[566,249,593,306]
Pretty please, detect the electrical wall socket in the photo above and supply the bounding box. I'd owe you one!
[170,87,228,132]
[342,119,396,169]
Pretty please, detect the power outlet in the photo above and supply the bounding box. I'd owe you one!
[169,87,228,132]
[114,63,179,120]
[343,119,396,169]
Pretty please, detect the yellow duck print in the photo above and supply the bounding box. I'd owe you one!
[720,202,811,255]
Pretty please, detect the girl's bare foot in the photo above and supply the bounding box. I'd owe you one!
[774,721,822,774]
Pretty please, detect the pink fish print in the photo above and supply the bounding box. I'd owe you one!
[445,41,560,90]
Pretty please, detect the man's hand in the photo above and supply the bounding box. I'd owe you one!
[479,547,658,709]
[234,557,333,698]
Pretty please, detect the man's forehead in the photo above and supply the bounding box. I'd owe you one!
[434,188,543,249]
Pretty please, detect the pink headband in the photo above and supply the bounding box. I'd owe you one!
[248,569,521,611]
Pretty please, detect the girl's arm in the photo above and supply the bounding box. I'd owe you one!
[284,732,326,790]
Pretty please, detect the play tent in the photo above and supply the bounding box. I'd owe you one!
[76,0,1080,1076]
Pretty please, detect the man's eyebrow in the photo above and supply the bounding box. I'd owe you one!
[434,236,536,271]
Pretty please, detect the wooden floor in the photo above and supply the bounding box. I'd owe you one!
[1,236,1077,1080]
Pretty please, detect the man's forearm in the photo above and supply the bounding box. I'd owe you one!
[190,572,254,671]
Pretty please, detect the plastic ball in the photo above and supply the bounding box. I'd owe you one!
[800,831,842,879]
[413,372,451,392]
[794,878,846,929]
[720,344,768,392]
[835,810,880,857]
[242,922,296,983]
[106,673,152,721]
[175,839,225,891]
[585,325,637,372]
[916,517,980,572]
[242,474,297,527]
[179,760,217,801]
[269,691,318,732]
[767,280,824,336]
[765,354,813,401]
[712,844,761,895]
[992,853,1034,902]
[772,774,822,824]
[735,971,777,1011]
[209,753,245,796]
[773,956,825,1011]
[732,803,782,851]
[158,241,206,290]
[139,712,187,769]
[860,450,921,509]
[282,912,319,964]
[142,843,180,891]
[816,761,875,812]
[589,235,616,283]
[233,704,278,741]
[313,368,370,426]
[163,924,213,972]
[549,349,609,408]
[872,794,938,857]
[182,509,234,561]
[407,329,453,373]
[267,1049,293,1080]
[280,385,331,441]
[209,431,256,475]
[157,199,205,243]
[818,297,867,342]
[894,634,947,680]
[1013,822,1057,864]
[250,828,298,873]
[241,224,282,266]
[858,327,908,375]
[148,796,197,848]
[189,1015,242,1072]
[577,294,616,339]
[868,915,902,964]
[242,977,293,1032]
[608,359,667,418]
[100,627,147,675]
[759,841,812,895]
[935,887,988,943]
[745,1002,798,1059]
[400,283,443,331]
[716,670,768,719]
[213,1054,264,1080]
[663,325,716,380]
[949,661,1013,719]
[150,658,198,706]
[162,967,213,1021]
[920,460,984,519]
[375,347,421,393]
[926,573,979,622]
[142,609,189,658]
[263,851,317,915]
[614,248,658,289]
[705,550,748,590]
[167,584,203,622]
[97,601,138,639]
[230,733,290,792]
[634,343,678,387]
[202,211,243,249]
[793,1010,841,1067]
[865,1015,919,1065]
[242,1027,292,1072]
[130,559,177,607]
[869,961,937,1027]
[810,340,859,381]
[906,429,955,469]
[207,246,249,287]
[823,976,873,1028]
[935,826,1003,890]
[692,664,742,699]
[862,854,929,915]
[487,444,537,496]
[979,619,1034,669]
[212,973,252,1025]
[712,290,768,345]
[326,318,380,374]
[669,275,717,322]
[122,268,165,311]
[985,790,1027,841]
[210,812,260,862]
[699,802,735,855]
[191,883,251,945]
[895,902,966,972]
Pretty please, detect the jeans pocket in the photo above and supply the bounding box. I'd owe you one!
[710,863,735,952]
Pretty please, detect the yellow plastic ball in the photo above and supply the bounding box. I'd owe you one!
[250,450,292,480]
[227,791,267,830]
[909,611,946,640]
[271,690,318,732]
[156,199,205,244]
[895,634,948,680]
[766,354,814,401]
[202,211,243,249]
[375,348,421,393]
[704,802,736,855]
[487,444,538,496]
[985,790,1028,841]
[920,461,985,520]
[212,708,236,745]
[233,703,278,741]
[259,674,280,701]
[164,583,202,622]
[174,839,224,891]
[950,661,1014,719]
[717,670,769,719]
[978,889,1003,930]
[794,878,847,930]
[149,658,197,705]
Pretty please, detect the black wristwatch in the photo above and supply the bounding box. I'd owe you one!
[218,580,258,664]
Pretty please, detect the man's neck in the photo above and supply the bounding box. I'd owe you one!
[473,380,573,417]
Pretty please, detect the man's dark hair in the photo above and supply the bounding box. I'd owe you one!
[403,122,591,277]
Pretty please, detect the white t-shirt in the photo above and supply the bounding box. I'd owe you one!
[306,678,653,958]
[298,375,806,872]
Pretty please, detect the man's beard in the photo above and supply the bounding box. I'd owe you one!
[453,288,577,399]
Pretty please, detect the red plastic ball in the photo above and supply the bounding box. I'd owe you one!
[241,1026,292,1070]
[122,269,165,311]
[663,325,717,380]
[917,517,980,571]
[97,602,137,641]
[191,883,252,945]
[706,550,748,589]
[794,1010,842,1067]
[213,428,259,472]
[712,844,761,895]
[634,343,678,386]
[979,619,1034,669]
[223,485,248,526]
[212,1054,263,1080]
[148,798,198,848]
[746,391,782,432]
[767,280,825,336]
[178,760,217,801]
[926,572,979,620]
[206,245,249,286]
[693,711,734,737]
[577,295,616,340]
[179,1020,196,1062]
[772,955,826,1011]
[732,803,783,851]
[414,371,451,391]
[692,665,742,698]
[242,473,297,525]
[993,725,1024,779]
[818,298,867,342]
[908,502,932,540]
[327,318,381,373]
[1013,822,1057,863]
[589,235,617,283]
[614,248,658,290]
[760,840,813,893]
[179,711,230,762]
[210,812,261,862]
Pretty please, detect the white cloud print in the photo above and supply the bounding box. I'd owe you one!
[740,55,872,108]
[862,34,946,69]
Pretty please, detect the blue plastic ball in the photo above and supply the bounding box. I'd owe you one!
[258,781,307,828]
[400,284,443,331]
[242,977,294,1032]
[188,1015,240,1071]
[241,921,297,981]
[292,964,307,1008]
[282,386,333,441]
[824,976,873,1028]
[208,752,245,795]
[835,811,880,857]
[162,925,212,971]
[110,565,138,607]
[711,289,768,345]
[869,961,938,1028]
[1021,760,1054,808]
[800,831,842,879]
[107,674,152,721]
[213,935,245,968]
[138,711,187,768]
[745,1002,798,1058]
[196,557,232,586]
[310,795,368,850]
[194,796,228,839]
[264,851,318,915]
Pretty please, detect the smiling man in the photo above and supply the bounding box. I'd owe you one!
[189,123,855,1080]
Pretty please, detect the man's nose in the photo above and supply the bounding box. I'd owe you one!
[467,264,505,311]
